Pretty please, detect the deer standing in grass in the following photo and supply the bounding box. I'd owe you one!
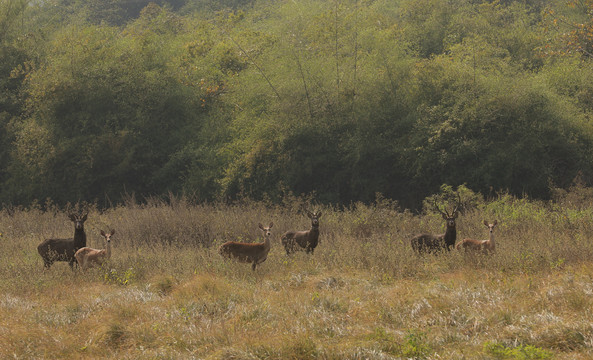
[456,220,498,254]
[75,229,115,270]
[411,195,461,254]
[219,223,273,271]
[281,210,322,255]
[37,213,88,269]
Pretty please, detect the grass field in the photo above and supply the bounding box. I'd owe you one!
[1,190,593,359]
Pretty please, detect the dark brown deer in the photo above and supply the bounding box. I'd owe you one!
[38,213,88,269]
[456,220,498,254]
[411,195,460,254]
[219,223,273,271]
[281,210,322,255]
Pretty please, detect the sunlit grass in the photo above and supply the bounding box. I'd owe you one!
[1,190,593,358]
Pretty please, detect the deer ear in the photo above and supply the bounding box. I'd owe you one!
[306,210,313,218]
[101,230,106,237]
[111,229,116,235]
[69,214,76,221]
[316,211,322,218]
[258,223,264,230]
[81,214,88,222]
[441,213,448,220]
[483,220,489,226]
[493,220,498,225]
[269,222,274,228]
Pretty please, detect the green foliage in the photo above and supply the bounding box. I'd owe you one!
[401,330,431,359]
[483,341,554,360]
[104,267,137,286]
[2,0,593,209]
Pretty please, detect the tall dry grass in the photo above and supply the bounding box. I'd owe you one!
[1,189,593,358]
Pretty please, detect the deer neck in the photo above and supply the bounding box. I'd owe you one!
[262,235,271,252]
[74,228,87,247]
[105,241,112,259]
[488,230,495,248]
[444,226,456,246]
[310,224,319,236]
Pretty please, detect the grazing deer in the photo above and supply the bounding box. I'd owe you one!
[456,220,498,254]
[411,195,461,254]
[281,210,322,255]
[219,223,273,271]
[75,229,115,270]
[38,213,88,269]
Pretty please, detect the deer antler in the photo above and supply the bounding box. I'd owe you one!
[433,197,449,217]
[452,193,462,216]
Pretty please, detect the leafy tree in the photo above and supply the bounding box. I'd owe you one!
[3,5,211,204]
[2,0,593,209]
[0,0,29,199]
[543,0,593,59]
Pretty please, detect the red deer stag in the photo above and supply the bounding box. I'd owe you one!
[281,210,321,255]
[456,220,498,254]
[38,213,88,269]
[75,229,115,270]
[219,223,273,271]
[411,195,461,254]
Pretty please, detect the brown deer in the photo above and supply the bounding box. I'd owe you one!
[219,223,273,271]
[75,229,115,270]
[38,213,88,269]
[411,195,461,254]
[281,210,321,255]
[456,220,498,254]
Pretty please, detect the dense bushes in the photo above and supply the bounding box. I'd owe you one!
[1,0,593,209]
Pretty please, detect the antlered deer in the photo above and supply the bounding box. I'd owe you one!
[281,210,321,255]
[411,195,461,254]
[456,220,498,254]
[38,213,88,269]
[75,229,115,270]
[219,223,273,271]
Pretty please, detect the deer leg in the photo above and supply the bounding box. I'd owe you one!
[252,262,257,271]
[284,240,294,255]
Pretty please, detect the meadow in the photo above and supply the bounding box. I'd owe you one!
[1,189,593,359]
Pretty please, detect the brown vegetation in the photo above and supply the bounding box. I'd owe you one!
[2,189,593,358]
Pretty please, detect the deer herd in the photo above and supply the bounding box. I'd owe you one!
[37,199,499,272]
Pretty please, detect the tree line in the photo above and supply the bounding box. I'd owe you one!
[1,0,593,210]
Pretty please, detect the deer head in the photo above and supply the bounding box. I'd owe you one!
[306,210,322,227]
[483,220,498,234]
[100,229,115,242]
[69,213,88,230]
[434,194,461,228]
[258,223,273,237]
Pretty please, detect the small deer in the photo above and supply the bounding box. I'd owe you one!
[38,213,88,269]
[411,195,461,254]
[456,220,498,254]
[281,210,322,255]
[219,223,273,271]
[75,229,115,270]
